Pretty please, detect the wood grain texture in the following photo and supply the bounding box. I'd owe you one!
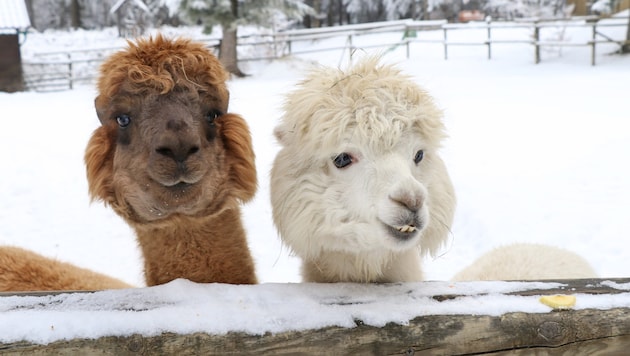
[1,278,629,355]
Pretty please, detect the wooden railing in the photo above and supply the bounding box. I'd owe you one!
[21,16,629,92]
[1,278,629,354]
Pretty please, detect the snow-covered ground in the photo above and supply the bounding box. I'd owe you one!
[0,19,629,343]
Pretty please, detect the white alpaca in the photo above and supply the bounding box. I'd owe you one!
[271,57,456,283]
[452,243,598,281]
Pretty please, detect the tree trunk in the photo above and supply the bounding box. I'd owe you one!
[24,0,35,29]
[422,0,429,20]
[623,14,630,53]
[218,0,245,77]
[304,0,322,28]
[70,0,81,29]
[219,26,246,77]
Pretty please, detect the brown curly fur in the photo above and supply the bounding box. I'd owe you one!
[84,35,258,287]
[0,35,257,292]
[0,246,131,291]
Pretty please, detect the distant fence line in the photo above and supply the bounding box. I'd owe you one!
[22,17,629,92]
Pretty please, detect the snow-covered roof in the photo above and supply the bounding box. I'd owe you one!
[0,0,31,31]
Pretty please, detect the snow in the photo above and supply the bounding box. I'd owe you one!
[1,20,630,344]
[1,279,629,344]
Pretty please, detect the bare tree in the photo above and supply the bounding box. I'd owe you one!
[181,0,313,77]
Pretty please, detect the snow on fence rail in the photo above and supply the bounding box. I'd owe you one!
[0,278,629,354]
[21,17,628,92]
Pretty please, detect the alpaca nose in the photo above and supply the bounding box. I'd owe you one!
[389,178,425,213]
[391,192,423,212]
[155,143,200,163]
[155,119,200,163]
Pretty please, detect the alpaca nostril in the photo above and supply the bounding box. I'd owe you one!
[156,147,174,158]
[391,194,423,213]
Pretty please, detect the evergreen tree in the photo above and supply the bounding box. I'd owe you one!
[181,0,313,77]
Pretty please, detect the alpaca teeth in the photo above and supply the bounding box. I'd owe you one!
[398,225,416,233]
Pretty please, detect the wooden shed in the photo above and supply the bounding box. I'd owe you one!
[0,0,30,92]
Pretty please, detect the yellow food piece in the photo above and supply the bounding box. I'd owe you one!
[539,295,576,309]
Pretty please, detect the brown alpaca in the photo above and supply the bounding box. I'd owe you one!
[84,35,258,286]
[0,246,131,291]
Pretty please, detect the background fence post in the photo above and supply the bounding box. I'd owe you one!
[534,22,541,64]
[487,19,492,60]
[443,27,448,60]
[591,22,597,66]
[67,53,73,90]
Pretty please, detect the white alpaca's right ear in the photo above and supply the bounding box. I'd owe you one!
[273,124,291,146]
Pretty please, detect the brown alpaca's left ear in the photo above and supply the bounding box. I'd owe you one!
[84,126,116,205]
[94,95,109,125]
[219,113,257,203]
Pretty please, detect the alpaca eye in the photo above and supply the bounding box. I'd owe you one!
[414,149,424,164]
[116,114,131,128]
[206,110,223,125]
[333,153,353,169]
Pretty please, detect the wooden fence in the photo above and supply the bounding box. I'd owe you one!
[0,278,629,354]
[21,16,629,92]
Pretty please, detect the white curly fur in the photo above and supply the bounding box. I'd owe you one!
[271,57,456,283]
[452,243,598,281]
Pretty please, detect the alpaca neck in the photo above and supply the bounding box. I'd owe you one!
[133,208,257,286]
[302,249,423,283]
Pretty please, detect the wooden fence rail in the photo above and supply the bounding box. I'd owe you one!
[0,278,629,355]
[21,16,629,91]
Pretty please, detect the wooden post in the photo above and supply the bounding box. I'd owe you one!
[443,27,448,60]
[67,54,73,90]
[348,34,353,63]
[534,22,541,64]
[487,19,492,60]
[68,62,73,90]
[591,22,597,66]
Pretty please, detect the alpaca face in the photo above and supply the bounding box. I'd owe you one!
[102,91,230,222]
[327,140,431,250]
[271,57,455,269]
[272,130,438,256]
[85,36,257,225]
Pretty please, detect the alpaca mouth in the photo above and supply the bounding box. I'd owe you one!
[158,173,203,188]
[168,181,192,189]
[384,221,422,241]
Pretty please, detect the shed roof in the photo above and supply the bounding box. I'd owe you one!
[0,0,31,31]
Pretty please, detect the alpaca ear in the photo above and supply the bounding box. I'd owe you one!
[94,96,108,125]
[273,123,291,147]
[84,126,116,204]
[219,113,257,203]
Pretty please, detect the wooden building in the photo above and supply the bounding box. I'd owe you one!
[0,0,30,92]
